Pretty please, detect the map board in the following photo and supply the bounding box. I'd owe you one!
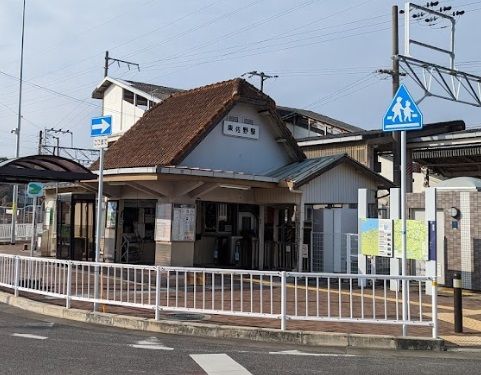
[359,219,393,257]
[360,218,427,260]
[393,219,428,261]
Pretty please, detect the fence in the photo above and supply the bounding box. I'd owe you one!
[0,223,42,242]
[0,254,438,338]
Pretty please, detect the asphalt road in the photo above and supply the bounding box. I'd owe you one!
[0,303,480,375]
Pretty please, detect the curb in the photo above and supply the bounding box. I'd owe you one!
[0,291,445,351]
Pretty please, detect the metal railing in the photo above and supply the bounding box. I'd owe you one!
[0,223,42,242]
[0,254,438,338]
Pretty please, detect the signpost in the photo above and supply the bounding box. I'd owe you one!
[26,182,44,257]
[383,84,423,336]
[91,115,112,311]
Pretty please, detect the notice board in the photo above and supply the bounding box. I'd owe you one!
[171,204,196,242]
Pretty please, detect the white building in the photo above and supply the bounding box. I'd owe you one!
[42,78,391,273]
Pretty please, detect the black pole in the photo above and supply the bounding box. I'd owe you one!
[453,272,463,333]
[104,50,109,78]
[392,5,401,188]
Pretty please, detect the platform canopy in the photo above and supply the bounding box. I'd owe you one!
[0,155,96,183]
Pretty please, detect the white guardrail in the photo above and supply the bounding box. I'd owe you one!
[0,255,438,338]
[0,224,41,241]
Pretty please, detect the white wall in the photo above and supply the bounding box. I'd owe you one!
[301,163,379,204]
[181,103,293,174]
[103,85,146,137]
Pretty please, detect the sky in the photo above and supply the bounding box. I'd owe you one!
[1,0,481,157]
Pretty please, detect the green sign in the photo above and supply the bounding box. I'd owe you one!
[26,182,44,198]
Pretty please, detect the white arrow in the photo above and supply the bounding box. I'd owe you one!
[92,119,110,134]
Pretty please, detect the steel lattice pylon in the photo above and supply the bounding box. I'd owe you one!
[398,54,481,107]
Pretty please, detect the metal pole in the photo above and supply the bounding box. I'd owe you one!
[400,2,412,337]
[10,0,27,245]
[432,276,438,338]
[392,5,401,188]
[401,130,408,336]
[104,50,109,78]
[280,271,287,331]
[93,147,105,311]
[30,195,36,256]
[66,261,72,309]
[155,267,161,320]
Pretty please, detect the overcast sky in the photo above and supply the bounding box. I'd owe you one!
[1,0,481,157]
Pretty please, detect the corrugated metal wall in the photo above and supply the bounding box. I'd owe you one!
[300,163,378,204]
[303,144,370,168]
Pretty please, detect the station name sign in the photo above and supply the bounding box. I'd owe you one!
[223,120,259,140]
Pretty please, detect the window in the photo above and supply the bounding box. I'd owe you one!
[243,118,254,125]
[227,115,239,122]
[136,95,148,111]
[123,89,134,104]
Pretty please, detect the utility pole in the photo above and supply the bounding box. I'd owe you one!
[37,130,43,155]
[242,71,278,92]
[392,5,401,188]
[44,128,73,149]
[377,6,404,187]
[10,0,27,245]
[104,50,109,78]
[103,50,140,78]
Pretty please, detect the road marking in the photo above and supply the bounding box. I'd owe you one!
[269,350,356,357]
[129,337,173,351]
[190,353,252,375]
[12,333,48,340]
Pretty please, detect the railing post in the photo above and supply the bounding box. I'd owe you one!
[155,266,161,321]
[66,261,72,309]
[14,256,19,297]
[93,263,100,312]
[431,276,438,338]
[280,271,287,331]
[346,234,352,274]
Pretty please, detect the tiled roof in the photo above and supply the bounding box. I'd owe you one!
[93,78,305,170]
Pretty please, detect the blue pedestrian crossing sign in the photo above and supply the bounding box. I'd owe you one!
[91,116,112,137]
[383,85,423,131]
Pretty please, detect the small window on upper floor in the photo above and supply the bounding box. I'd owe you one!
[136,95,148,111]
[227,115,239,122]
[243,118,254,125]
[123,89,134,104]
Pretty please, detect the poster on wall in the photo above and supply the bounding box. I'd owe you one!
[172,204,196,241]
[155,203,172,242]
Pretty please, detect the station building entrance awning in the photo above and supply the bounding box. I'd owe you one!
[0,155,96,184]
